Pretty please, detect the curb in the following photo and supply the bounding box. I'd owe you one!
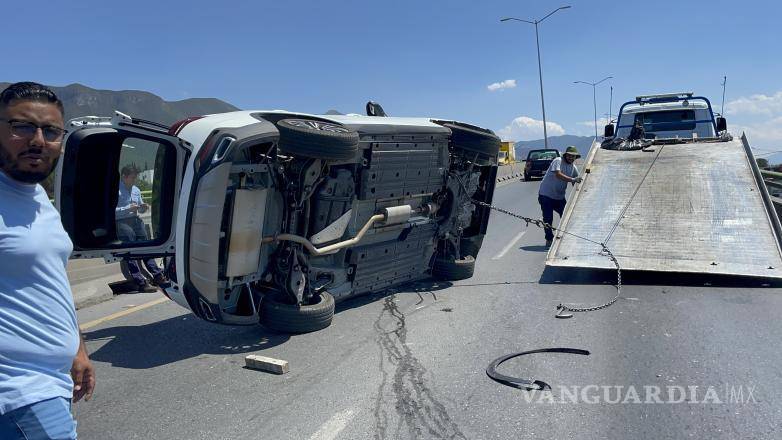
[70,271,126,310]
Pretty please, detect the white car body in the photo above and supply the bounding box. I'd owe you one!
[56,107,500,332]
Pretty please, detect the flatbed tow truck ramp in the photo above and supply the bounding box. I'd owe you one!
[546,93,782,279]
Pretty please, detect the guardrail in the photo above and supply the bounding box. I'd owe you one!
[760,170,782,219]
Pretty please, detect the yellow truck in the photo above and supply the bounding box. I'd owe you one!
[498,141,516,164]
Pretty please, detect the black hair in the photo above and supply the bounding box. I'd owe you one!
[0,82,64,115]
[121,164,140,177]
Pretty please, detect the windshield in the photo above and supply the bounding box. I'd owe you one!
[637,110,696,132]
[529,150,558,160]
[615,97,717,140]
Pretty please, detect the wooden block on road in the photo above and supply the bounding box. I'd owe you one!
[245,355,289,374]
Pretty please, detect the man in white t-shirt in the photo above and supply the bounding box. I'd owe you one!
[537,146,582,247]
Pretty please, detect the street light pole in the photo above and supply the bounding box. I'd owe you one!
[574,76,613,138]
[501,6,570,150]
[608,85,613,123]
[533,21,548,148]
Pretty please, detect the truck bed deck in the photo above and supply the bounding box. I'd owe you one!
[546,135,782,279]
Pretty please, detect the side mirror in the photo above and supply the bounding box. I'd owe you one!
[716,117,727,132]
[603,124,615,138]
[366,101,387,117]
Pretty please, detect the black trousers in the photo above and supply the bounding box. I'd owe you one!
[116,217,162,284]
[538,194,566,241]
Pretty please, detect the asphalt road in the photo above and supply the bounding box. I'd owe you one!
[73,179,782,439]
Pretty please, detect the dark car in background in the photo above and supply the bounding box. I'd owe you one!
[524,149,560,181]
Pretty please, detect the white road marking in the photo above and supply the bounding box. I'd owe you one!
[492,231,527,260]
[308,409,355,440]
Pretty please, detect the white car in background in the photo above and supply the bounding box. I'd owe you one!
[55,104,500,332]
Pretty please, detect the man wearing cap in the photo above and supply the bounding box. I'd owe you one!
[537,146,582,247]
[0,82,94,439]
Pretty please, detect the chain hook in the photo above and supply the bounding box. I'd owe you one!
[555,304,574,319]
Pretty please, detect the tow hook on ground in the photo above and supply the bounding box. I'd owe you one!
[486,348,590,391]
[555,304,574,319]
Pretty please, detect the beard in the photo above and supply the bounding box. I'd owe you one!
[0,140,59,184]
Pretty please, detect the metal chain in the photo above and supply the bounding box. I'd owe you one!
[469,197,622,316]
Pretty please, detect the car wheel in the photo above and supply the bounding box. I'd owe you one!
[259,291,335,333]
[523,172,530,181]
[440,122,501,157]
[432,255,476,281]
[276,119,359,160]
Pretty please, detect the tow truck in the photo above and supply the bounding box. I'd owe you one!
[546,92,782,279]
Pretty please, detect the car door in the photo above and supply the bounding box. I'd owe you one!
[54,111,190,263]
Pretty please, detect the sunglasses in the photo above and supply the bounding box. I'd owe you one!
[0,118,67,143]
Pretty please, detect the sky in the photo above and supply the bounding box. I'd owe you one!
[4,0,782,153]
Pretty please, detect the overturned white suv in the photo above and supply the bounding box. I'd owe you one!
[55,105,500,332]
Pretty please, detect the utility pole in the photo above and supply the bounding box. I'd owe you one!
[574,76,613,138]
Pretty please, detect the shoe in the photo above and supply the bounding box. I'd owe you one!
[152,273,170,287]
[545,239,553,247]
[135,282,158,293]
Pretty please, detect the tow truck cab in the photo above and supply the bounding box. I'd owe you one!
[604,92,727,140]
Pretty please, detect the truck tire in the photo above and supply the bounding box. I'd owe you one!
[260,291,335,333]
[432,255,476,281]
[276,119,359,161]
[441,122,501,157]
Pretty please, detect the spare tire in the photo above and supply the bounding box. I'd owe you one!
[440,122,501,157]
[432,255,476,281]
[276,119,359,161]
[260,291,335,333]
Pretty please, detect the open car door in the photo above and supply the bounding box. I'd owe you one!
[54,112,189,264]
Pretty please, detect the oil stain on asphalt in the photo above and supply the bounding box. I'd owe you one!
[372,295,466,439]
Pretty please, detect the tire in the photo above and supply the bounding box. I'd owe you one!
[432,255,476,281]
[441,122,501,157]
[460,236,484,258]
[276,119,359,161]
[260,291,335,333]
[523,172,530,181]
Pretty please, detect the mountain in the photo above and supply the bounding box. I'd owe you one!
[0,82,239,126]
[514,134,595,160]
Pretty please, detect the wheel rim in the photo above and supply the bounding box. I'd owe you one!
[286,119,351,133]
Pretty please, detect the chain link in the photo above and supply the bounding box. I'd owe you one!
[469,197,622,316]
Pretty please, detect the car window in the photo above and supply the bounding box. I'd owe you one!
[637,110,696,133]
[116,138,170,246]
[529,151,558,160]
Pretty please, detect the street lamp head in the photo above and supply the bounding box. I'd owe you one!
[559,5,572,10]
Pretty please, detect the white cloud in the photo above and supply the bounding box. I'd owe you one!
[572,117,612,137]
[725,91,782,116]
[577,117,611,128]
[487,79,517,92]
[733,117,782,145]
[725,91,782,149]
[497,116,565,141]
